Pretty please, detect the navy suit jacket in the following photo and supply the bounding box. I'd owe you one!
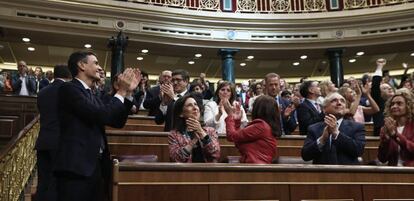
[35,79,65,151]
[277,96,297,135]
[143,85,162,116]
[297,99,324,135]
[54,79,132,177]
[301,119,366,165]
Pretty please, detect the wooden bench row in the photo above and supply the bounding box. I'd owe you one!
[128,114,374,130]
[113,115,376,135]
[106,130,381,164]
[112,161,414,201]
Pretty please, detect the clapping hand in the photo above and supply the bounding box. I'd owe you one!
[186,116,205,139]
[324,114,338,137]
[223,99,242,120]
[160,82,174,104]
[117,68,141,97]
[383,117,397,139]
[283,104,295,118]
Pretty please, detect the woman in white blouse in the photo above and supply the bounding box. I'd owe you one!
[204,81,248,135]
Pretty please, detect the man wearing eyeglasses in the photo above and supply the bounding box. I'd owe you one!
[155,69,190,131]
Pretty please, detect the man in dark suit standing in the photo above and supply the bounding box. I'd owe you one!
[155,69,189,131]
[35,64,72,201]
[54,51,140,201]
[12,60,36,96]
[264,73,297,135]
[301,92,366,165]
[143,70,172,116]
[297,80,324,135]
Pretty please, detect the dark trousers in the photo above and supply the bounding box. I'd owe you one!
[56,160,105,201]
[35,150,57,201]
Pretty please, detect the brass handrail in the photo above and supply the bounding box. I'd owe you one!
[0,116,39,201]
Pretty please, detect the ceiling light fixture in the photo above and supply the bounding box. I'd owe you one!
[27,47,35,51]
[84,44,92,48]
[141,49,149,54]
[247,56,254,60]
[300,55,307,59]
[240,63,246,66]
[293,62,300,66]
[356,52,365,56]
[411,52,414,56]
[349,59,356,63]
[188,61,195,65]
[195,53,202,58]
[137,57,143,60]
[22,38,31,42]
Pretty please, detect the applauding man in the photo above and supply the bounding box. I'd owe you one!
[301,93,366,165]
[54,51,140,201]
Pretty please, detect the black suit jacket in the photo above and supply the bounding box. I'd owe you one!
[297,99,324,135]
[143,85,162,116]
[371,75,385,136]
[54,79,132,178]
[301,119,366,165]
[35,79,65,151]
[277,96,297,135]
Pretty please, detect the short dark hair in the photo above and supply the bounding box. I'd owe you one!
[53,64,72,79]
[299,80,314,98]
[189,82,203,93]
[214,81,236,104]
[281,90,291,98]
[251,95,281,137]
[67,51,96,77]
[172,69,189,82]
[172,92,204,133]
[264,73,280,83]
[141,71,148,78]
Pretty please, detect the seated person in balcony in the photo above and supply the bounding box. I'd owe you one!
[224,95,280,164]
[204,81,248,135]
[338,84,379,123]
[378,90,414,166]
[168,93,220,163]
[301,92,366,165]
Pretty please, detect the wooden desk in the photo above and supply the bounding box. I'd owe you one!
[112,162,414,201]
[126,115,156,124]
[107,131,380,163]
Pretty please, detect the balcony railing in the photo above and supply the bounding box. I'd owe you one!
[120,0,413,13]
[0,116,39,201]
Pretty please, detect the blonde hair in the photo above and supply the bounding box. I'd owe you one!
[384,90,414,120]
[319,80,332,97]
